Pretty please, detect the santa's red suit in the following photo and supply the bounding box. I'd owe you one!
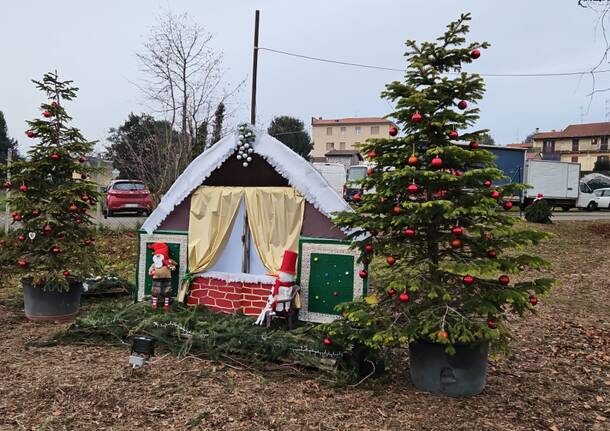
[255,250,299,325]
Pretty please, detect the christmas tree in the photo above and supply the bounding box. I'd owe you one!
[0,72,100,290]
[326,14,554,354]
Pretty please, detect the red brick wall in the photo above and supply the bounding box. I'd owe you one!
[187,276,273,316]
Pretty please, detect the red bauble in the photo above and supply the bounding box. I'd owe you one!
[399,292,410,302]
[353,193,361,202]
[18,259,27,268]
[0,239,5,246]
[487,249,497,258]
[392,205,401,215]
[407,184,419,194]
[50,153,60,161]
[364,243,373,253]
[483,179,492,188]
[19,184,28,192]
[323,338,332,346]
[386,256,396,266]
[448,130,459,139]
[405,228,415,237]
[56,232,64,238]
[367,150,377,159]
[389,126,398,137]
[18,234,26,242]
[431,157,443,168]
[503,201,513,210]
[13,214,22,222]
[470,49,481,59]
[529,295,538,306]
[407,155,418,166]
[81,194,90,202]
[51,101,59,108]
[411,111,423,123]
[26,130,35,138]
[498,275,510,285]
[437,330,449,340]
[42,111,52,118]
[2,180,10,189]
[451,238,462,249]
[490,190,500,199]
[69,204,78,212]
[457,100,468,110]
[463,275,474,285]
[31,209,40,217]
[487,319,497,329]
[469,141,480,150]
[63,270,71,277]
[84,240,92,246]
[453,170,463,177]
[51,246,61,254]
[367,167,375,175]
[78,156,86,163]
[358,270,368,279]
[75,218,82,224]
[43,224,53,234]
[388,288,397,297]
[451,226,463,236]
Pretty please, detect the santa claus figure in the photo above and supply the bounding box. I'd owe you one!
[255,250,300,325]
[147,242,177,310]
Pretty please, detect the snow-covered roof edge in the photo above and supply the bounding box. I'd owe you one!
[141,130,351,234]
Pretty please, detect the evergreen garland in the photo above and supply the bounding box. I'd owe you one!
[524,199,553,224]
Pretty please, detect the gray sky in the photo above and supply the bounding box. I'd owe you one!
[2,0,609,154]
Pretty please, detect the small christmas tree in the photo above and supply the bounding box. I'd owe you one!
[0,72,100,290]
[326,14,554,354]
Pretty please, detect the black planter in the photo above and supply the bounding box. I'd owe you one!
[22,278,83,322]
[409,340,489,397]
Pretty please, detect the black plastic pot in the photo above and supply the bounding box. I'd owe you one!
[22,278,83,322]
[409,340,489,397]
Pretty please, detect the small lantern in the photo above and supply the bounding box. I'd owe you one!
[129,335,155,368]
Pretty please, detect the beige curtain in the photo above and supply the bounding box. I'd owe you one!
[244,187,305,275]
[187,186,245,274]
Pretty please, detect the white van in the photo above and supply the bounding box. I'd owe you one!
[313,162,347,197]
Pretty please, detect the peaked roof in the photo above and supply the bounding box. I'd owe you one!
[312,117,394,126]
[533,122,610,140]
[142,131,351,234]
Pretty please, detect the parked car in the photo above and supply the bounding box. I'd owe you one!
[103,180,153,217]
[586,187,610,211]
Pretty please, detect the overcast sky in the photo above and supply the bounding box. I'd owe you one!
[2,0,610,154]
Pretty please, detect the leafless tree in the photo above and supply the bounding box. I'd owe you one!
[135,10,243,181]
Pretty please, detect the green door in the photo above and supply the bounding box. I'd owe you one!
[144,242,181,297]
[308,253,355,315]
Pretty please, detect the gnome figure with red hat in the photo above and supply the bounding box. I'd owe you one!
[255,250,300,325]
[147,242,177,310]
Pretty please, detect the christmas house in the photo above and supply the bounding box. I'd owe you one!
[137,126,367,322]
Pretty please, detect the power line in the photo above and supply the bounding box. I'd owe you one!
[258,46,610,78]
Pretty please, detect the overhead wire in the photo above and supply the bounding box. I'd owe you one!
[257,46,610,78]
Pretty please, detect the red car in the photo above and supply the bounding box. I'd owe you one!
[103,180,153,218]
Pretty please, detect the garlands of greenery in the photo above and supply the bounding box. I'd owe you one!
[323,14,555,355]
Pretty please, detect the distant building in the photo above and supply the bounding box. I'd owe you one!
[311,117,396,159]
[505,142,540,160]
[532,122,610,171]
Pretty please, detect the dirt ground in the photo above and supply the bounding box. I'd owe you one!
[0,222,608,431]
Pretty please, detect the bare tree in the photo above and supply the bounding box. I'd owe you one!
[136,10,243,177]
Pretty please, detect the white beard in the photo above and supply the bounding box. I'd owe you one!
[152,254,164,268]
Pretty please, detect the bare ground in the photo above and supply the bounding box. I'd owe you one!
[0,222,608,431]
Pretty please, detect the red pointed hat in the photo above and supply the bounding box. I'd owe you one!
[148,242,170,263]
[279,250,298,275]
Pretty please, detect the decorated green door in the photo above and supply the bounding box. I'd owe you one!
[307,253,355,315]
[144,242,181,297]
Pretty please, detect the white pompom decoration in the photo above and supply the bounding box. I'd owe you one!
[242,162,249,167]
[236,154,242,160]
[246,156,252,162]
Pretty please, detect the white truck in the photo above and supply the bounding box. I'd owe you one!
[312,162,347,197]
[523,160,580,211]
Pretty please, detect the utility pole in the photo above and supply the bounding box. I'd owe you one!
[4,148,12,235]
[243,10,260,273]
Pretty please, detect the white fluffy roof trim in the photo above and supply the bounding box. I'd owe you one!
[142,130,351,234]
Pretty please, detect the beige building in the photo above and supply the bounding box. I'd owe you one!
[532,122,610,171]
[311,117,396,159]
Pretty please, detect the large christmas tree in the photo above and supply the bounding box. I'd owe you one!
[0,72,100,290]
[327,14,554,353]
